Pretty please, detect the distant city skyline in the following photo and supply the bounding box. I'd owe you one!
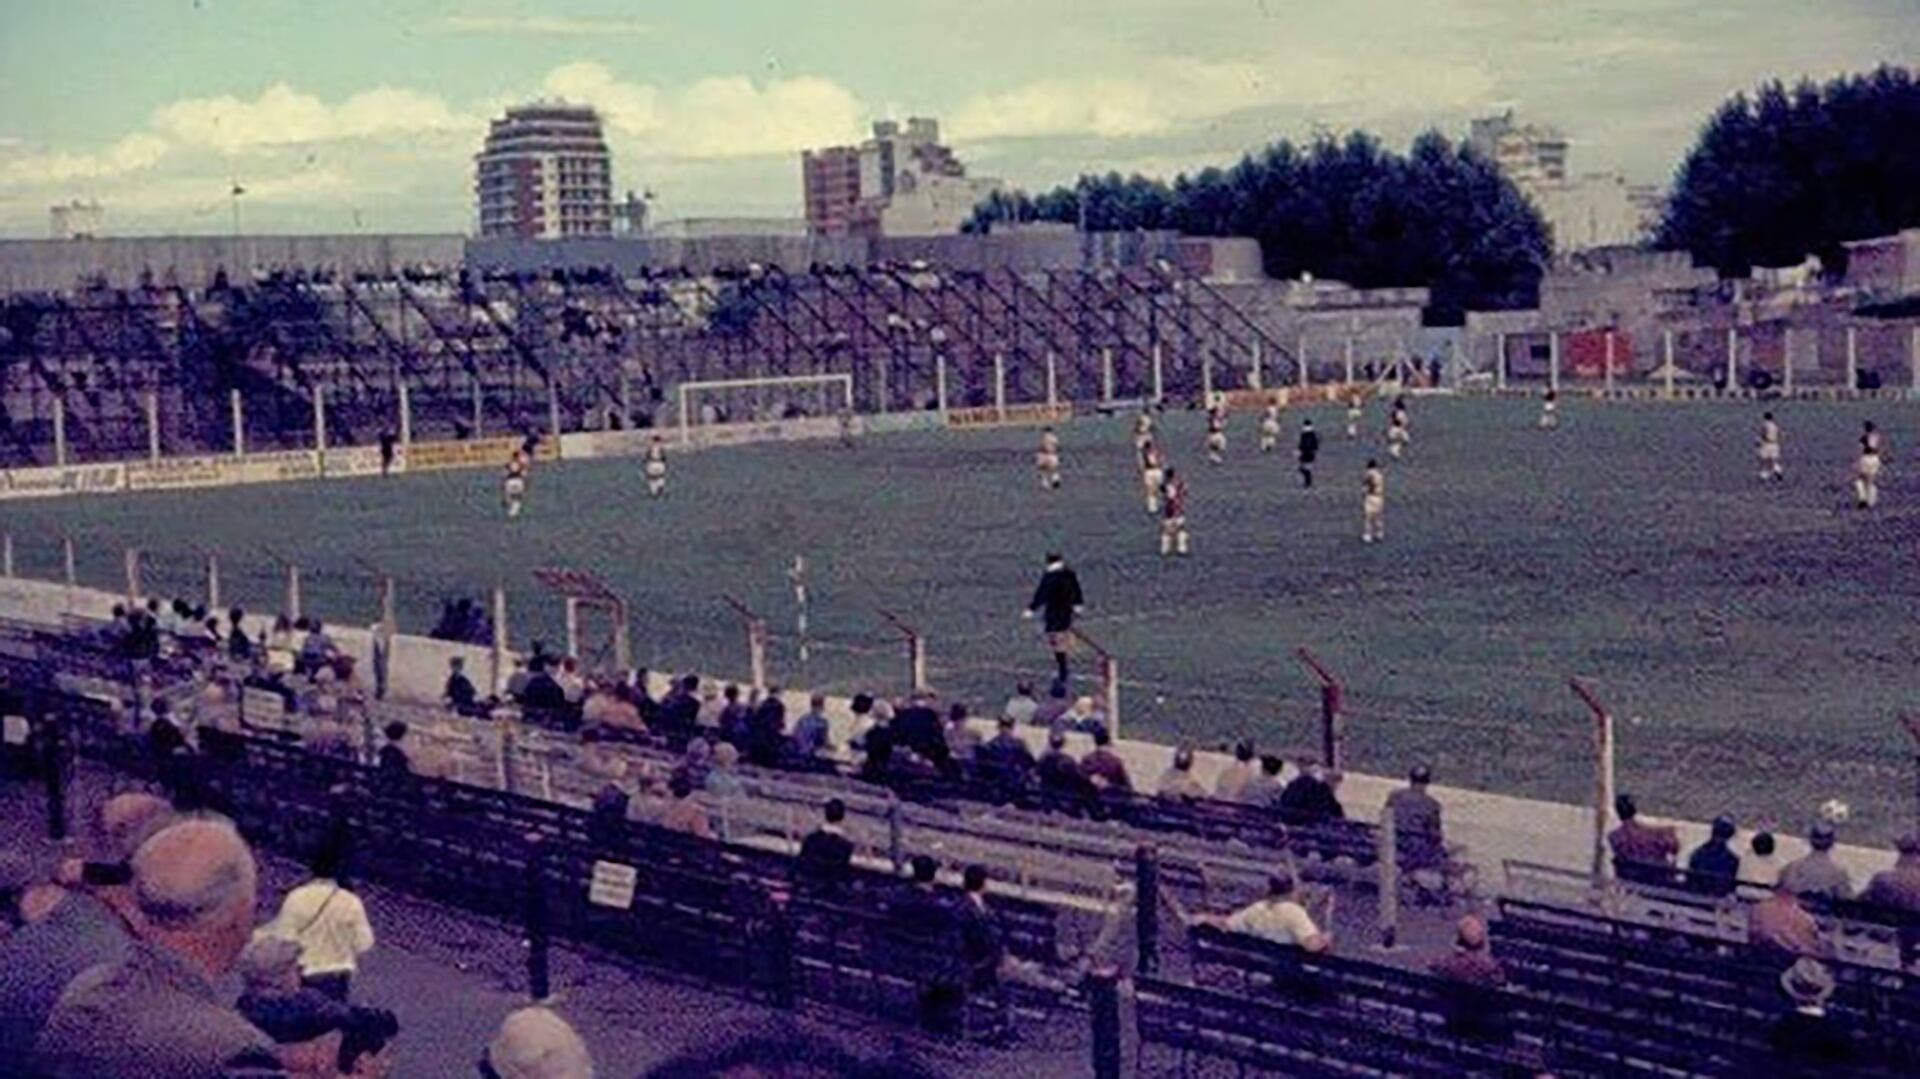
[0,0,1914,237]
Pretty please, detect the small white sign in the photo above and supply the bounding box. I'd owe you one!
[242,688,287,728]
[588,860,638,910]
[2,714,29,746]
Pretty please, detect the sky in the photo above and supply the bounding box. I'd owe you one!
[0,0,1914,237]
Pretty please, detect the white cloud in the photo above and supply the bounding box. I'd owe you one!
[152,83,466,153]
[440,14,651,37]
[0,132,169,184]
[540,62,866,159]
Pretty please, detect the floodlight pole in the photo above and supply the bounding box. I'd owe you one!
[878,608,927,694]
[1074,627,1121,739]
[721,594,768,691]
[1296,647,1345,771]
[1571,678,1617,889]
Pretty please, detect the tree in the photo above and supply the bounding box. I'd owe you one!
[965,129,1549,323]
[1660,65,1920,276]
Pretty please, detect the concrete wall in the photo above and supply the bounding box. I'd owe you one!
[0,235,467,292]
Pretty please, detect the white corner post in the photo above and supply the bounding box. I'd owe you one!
[1495,334,1508,391]
[1603,330,1617,395]
[1663,330,1676,398]
[548,379,562,442]
[1548,331,1562,393]
[1247,341,1263,391]
[993,352,1007,420]
[1102,652,1121,741]
[145,389,161,462]
[748,618,768,692]
[62,537,76,587]
[1572,679,1617,888]
[124,548,141,603]
[1782,326,1795,396]
[1100,347,1115,405]
[1845,325,1859,393]
[1200,352,1214,402]
[908,631,928,694]
[1,533,11,578]
[564,597,581,660]
[284,563,302,622]
[1045,352,1059,407]
[1150,343,1165,404]
[935,354,950,419]
[490,586,509,697]
[397,382,413,450]
[52,397,68,467]
[205,553,221,612]
[313,384,329,462]
[1343,334,1356,385]
[1725,327,1738,391]
[230,389,245,458]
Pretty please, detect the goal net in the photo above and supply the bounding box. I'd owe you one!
[677,374,855,440]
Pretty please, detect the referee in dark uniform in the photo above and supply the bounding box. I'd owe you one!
[1297,419,1321,488]
[1024,553,1084,689]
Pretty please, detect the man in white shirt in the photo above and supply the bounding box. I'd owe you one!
[1220,870,1331,952]
[264,850,375,1001]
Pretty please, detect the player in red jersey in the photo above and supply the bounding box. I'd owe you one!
[1159,466,1190,557]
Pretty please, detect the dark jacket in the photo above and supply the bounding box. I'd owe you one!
[796,827,855,890]
[1298,429,1321,463]
[1028,564,1084,633]
[1686,839,1741,897]
[1277,774,1345,826]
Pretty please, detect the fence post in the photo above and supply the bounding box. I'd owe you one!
[145,389,161,462]
[491,586,509,698]
[43,713,70,841]
[1045,352,1059,408]
[205,553,220,612]
[1102,651,1121,740]
[1376,803,1400,951]
[1603,330,1617,396]
[1135,844,1160,976]
[1150,343,1164,404]
[523,832,552,1002]
[993,353,1007,420]
[1248,340,1263,390]
[1296,648,1345,771]
[1344,334,1356,386]
[1,533,12,578]
[376,576,396,701]
[1725,326,1738,391]
[313,384,328,462]
[1495,333,1508,391]
[1663,330,1677,399]
[935,354,949,419]
[563,598,580,660]
[1782,327,1795,396]
[53,397,68,467]
[1548,331,1561,393]
[284,563,302,622]
[1845,325,1859,393]
[397,382,413,451]
[230,389,245,458]
[124,548,141,603]
[1571,679,1616,888]
[1088,966,1122,1079]
[1101,347,1115,405]
[62,537,76,588]
[617,371,632,429]
[471,378,485,437]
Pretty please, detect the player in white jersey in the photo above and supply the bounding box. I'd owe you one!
[1133,411,1156,451]
[503,448,529,519]
[1855,420,1884,509]
[1345,393,1364,439]
[1361,459,1386,543]
[1539,389,1560,430]
[1140,438,1166,514]
[643,436,669,497]
[1159,467,1190,557]
[1205,406,1228,464]
[1756,412,1783,482]
[1386,397,1410,459]
[1035,426,1063,490]
[1258,402,1283,453]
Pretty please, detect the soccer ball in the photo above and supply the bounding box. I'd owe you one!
[1818,799,1851,825]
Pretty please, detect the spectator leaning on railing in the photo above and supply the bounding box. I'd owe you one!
[1212,869,1331,953]
[1608,794,1680,887]
[1213,740,1256,802]
[1685,815,1742,898]
[1777,822,1853,901]
[1155,747,1207,801]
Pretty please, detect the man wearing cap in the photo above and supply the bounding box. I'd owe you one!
[1023,553,1084,686]
[1385,765,1447,873]
[1769,958,1854,1071]
[1861,832,1920,967]
[1777,823,1853,901]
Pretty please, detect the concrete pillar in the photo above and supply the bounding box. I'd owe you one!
[285,563,302,621]
[1045,352,1058,407]
[205,553,221,612]
[491,586,509,697]
[1150,343,1164,404]
[1100,347,1114,404]
[1603,331,1616,395]
[52,397,68,467]
[547,379,562,442]
[230,389,245,458]
[471,378,484,436]
[145,389,161,462]
[313,385,328,460]
[1845,325,1859,393]
[1247,341,1263,391]
[397,382,413,450]
[1495,334,1508,391]
[935,354,949,418]
[993,352,1007,419]
[1343,335,1356,385]
[1782,327,1795,395]
[1725,327,1738,391]
[1548,331,1561,392]
[1663,330,1676,398]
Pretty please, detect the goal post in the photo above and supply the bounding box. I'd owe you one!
[676,374,856,446]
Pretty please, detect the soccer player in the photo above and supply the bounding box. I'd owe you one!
[1205,405,1228,465]
[1855,420,1884,509]
[1345,393,1364,439]
[1386,397,1410,460]
[1297,419,1321,489]
[1259,401,1283,453]
[1024,553,1084,685]
[1035,426,1063,490]
[1362,458,1386,543]
[1133,410,1155,451]
[1756,412,1783,482]
[1539,389,1560,430]
[1160,467,1190,557]
[1140,437,1166,515]
[644,435,669,497]
[503,447,529,519]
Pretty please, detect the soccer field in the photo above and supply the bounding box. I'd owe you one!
[6,395,1918,838]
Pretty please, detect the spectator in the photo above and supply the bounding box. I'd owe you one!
[0,792,175,1060]
[376,722,410,776]
[444,657,478,713]
[1769,958,1853,1072]
[672,737,714,792]
[1219,870,1330,952]
[264,846,375,1001]
[715,684,749,745]
[1608,794,1680,887]
[519,659,567,713]
[1061,695,1105,735]
[1155,747,1207,801]
[1002,682,1038,727]
[892,692,949,768]
[1385,764,1447,871]
[1277,762,1346,826]
[658,776,712,839]
[789,693,833,761]
[1748,831,1784,888]
[956,865,1006,997]
[976,716,1036,788]
[298,618,336,676]
[337,1006,400,1079]
[706,742,746,801]
[1686,815,1742,897]
[745,688,788,768]
[1036,730,1088,798]
[795,799,854,892]
[1749,880,1825,966]
[694,683,726,731]
[1428,915,1509,1040]
[505,657,533,702]
[35,816,281,1079]
[147,696,189,762]
[1080,725,1132,793]
[1030,680,1072,730]
[896,856,963,1035]
[1860,832,1920,966]
[1213,741,1256,801]
[483,1006,595,1079]
[657,675,700,734]
[227,608,254,662]
[1778,822,1852,901]
[555,658,587,706]
[944,703,980,765]
[234,935,350,1076]
[581,682,643,733]
[1236,754,1286,808]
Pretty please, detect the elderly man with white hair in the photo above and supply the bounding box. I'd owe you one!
[482,1006,594,1079]
[34,815,283,1078]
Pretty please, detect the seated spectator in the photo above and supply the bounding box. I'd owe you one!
[1030,680,1072,730]
[1036,730,1089,799]
[375,722,411,776]
[706,742,746,800]
[976,717,1036,788]
[298,618,336,675]
[1608,794,1680,887]
[795,799,854,892]
[1080,725,1131,793]
[444,657,479,713]
[673,737,714,792]
[789,693,833,761]
[1861,832,1920,966]
[944,703,980,766]
[146,697,188,762]
[1686,815,1742,897]
[855,709,897,783]
[1787,823,1856,896]
[1769,958,1854,1072]
[1427,916,1509,1039]
[1749,880,1825,965]
[1217,869,1330,952]
[1385,764,1447,871]
[226,608,254,662]
[658,776,712,839]
[1002,682,1038,727]
[583,682,643,733]
[518,659,567,713]
[555,657,587,706]
[745,688,787,768]
[709,684,743,737]
[1277,762,1345,826]
[504,657,533,701]
[1061,695,1104,734]
[235,935,351,1075]
[337,1006,400,1079]
[1155,747,1207,801]
[1236,754,1285,808]
[657,675,701,734]
[892,692,949,768]
[1213,740,1257,802]
[483,1005,595,1079]
[1748,831,1784,888]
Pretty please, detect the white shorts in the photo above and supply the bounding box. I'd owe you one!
[1364,495,1385,516]
[1758,443,1781,463]
[1143,467,1164,488]
[1161,515,1186,531]
[645,461,667,479]
[1036,453,1060,471]
[1859,454,1882,479]
[504,477,526,496]
[1388,428,1409,444]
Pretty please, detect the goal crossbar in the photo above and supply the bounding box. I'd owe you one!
[677,374,854,445]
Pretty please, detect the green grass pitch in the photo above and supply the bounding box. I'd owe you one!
[6,395,1918,839]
